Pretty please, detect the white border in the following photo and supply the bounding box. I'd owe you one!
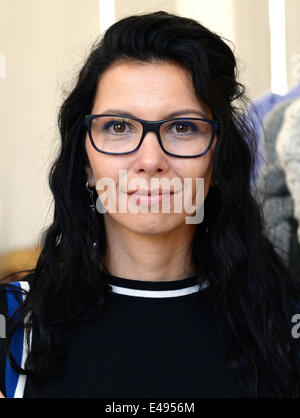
[99,0,115,34]
[268,0,287,95]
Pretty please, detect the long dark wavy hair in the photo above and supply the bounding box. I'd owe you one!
[1,10,300,397]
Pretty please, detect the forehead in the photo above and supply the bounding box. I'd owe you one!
[92,59,210,116]
[98,58,192,84]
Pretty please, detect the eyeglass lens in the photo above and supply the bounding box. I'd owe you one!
[89,116,214,156]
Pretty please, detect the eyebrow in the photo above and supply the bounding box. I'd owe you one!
[100,108,208,119]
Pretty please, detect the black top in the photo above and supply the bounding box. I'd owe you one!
[0,274,251,398]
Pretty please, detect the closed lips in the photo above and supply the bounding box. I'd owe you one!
[127,189,175,195]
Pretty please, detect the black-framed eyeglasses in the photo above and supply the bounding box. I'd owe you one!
[84,114,220,158]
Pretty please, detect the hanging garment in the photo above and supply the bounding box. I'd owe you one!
[255,98,299,272]
[256,98,295,197]
[276,98,300,279]
[247,82,300,185]
[250,82,300,132]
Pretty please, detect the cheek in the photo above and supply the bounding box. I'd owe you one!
[173,157,213,205]
[174,156,212,186]
[194,166,212,203]
[85,136,124,183]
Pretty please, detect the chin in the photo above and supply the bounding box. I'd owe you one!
[108,212,185,235]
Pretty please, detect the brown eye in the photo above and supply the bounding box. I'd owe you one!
[176,123,188,133]
[113,122,126,133]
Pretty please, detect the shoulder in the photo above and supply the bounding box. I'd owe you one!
[0,280,31,319]
[0,279,31,293]
[0,280,32,398]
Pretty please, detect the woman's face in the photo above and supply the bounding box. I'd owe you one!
[85,59,217,235]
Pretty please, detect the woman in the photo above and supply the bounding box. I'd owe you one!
[1,10,300,398]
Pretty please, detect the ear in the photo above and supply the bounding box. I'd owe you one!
[85,165,95,187]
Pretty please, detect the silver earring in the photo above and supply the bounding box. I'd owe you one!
[86,180,98,262]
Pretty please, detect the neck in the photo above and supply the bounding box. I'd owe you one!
[103,216,197,282]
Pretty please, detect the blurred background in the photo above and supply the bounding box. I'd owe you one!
[0,0,300,279]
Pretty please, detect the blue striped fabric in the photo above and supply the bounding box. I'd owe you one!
[5,282,28,398]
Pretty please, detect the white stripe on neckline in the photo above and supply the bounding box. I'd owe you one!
[109,280,209,298]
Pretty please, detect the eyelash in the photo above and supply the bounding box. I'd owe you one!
[103,120,199,133]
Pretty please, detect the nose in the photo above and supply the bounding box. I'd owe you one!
[132,131,169,174]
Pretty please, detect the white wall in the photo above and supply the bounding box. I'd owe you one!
[285,0,300,90]
[115,0,271,99]
[0,0,99,253]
